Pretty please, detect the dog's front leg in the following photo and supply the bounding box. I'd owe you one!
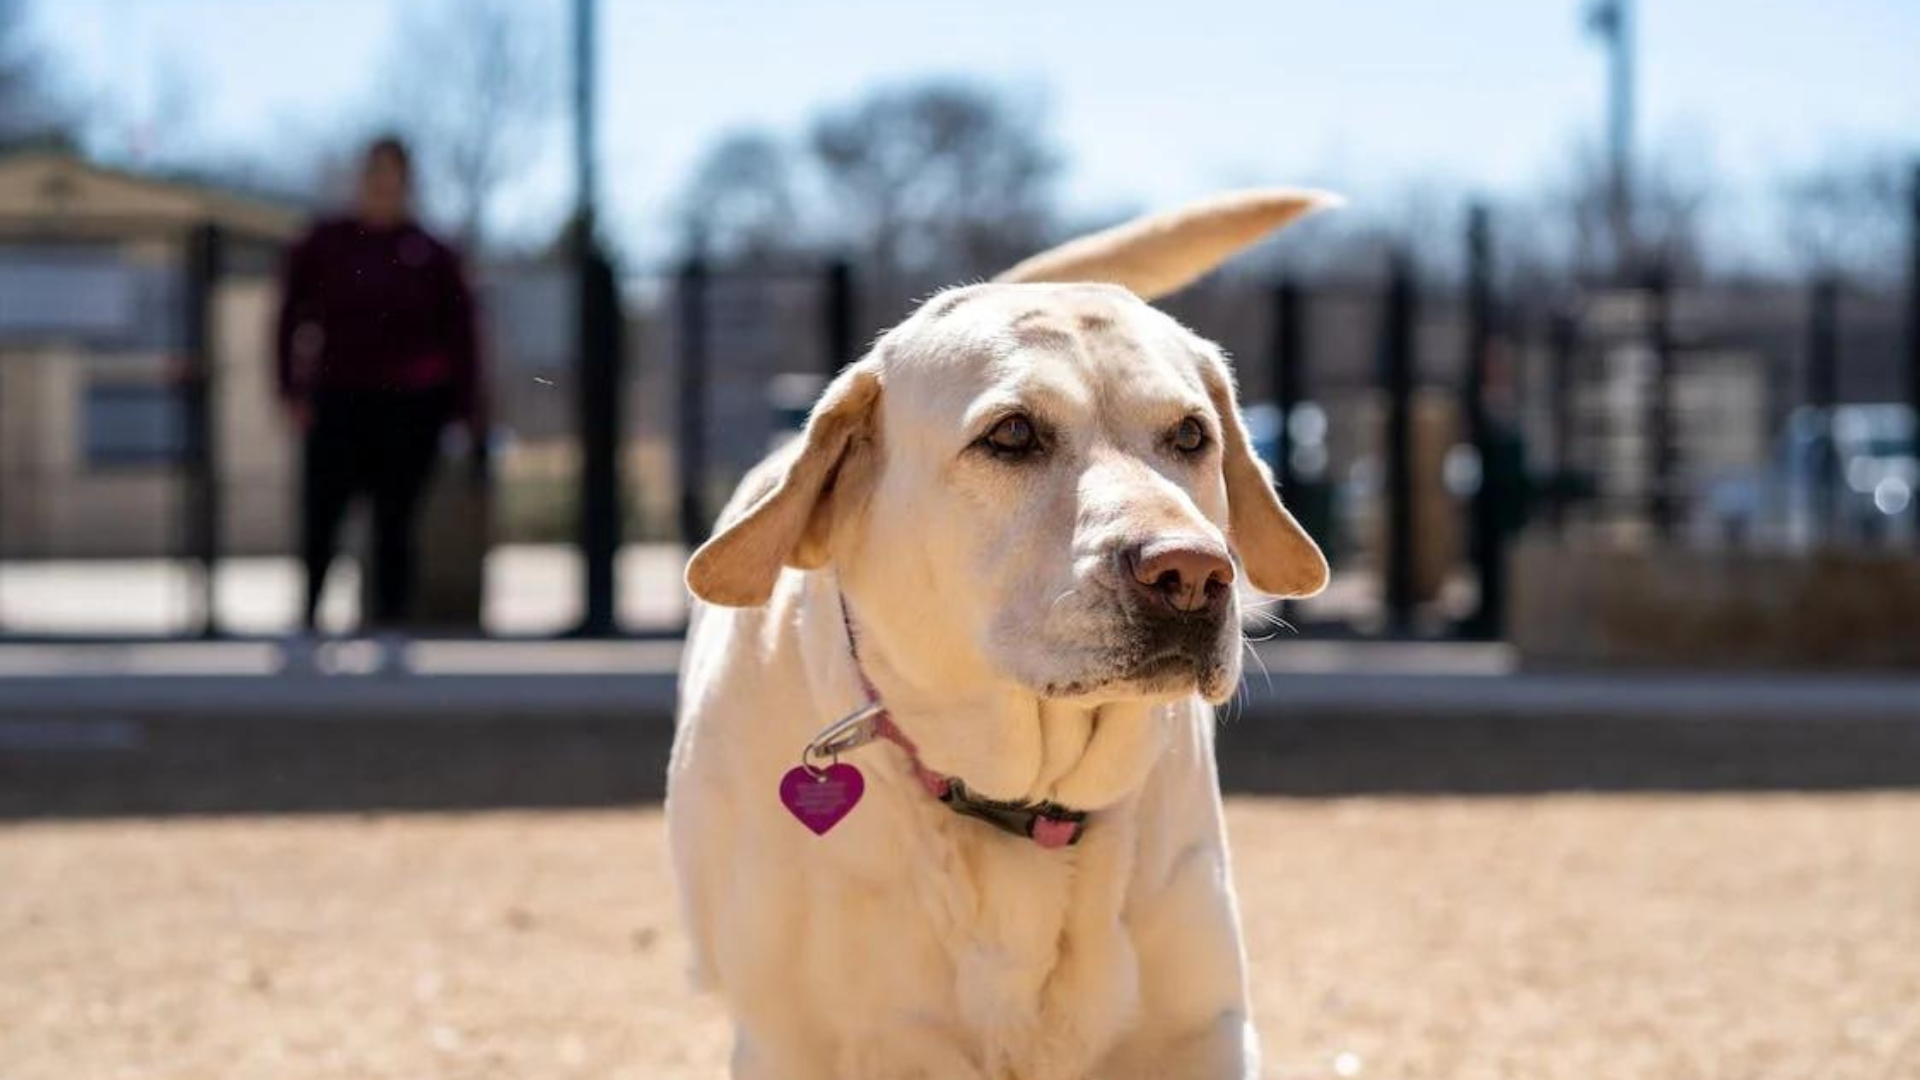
[1097,867,1261,1080]
[729,1013,988,1080]
[1098,1011,1257,1080]
[1101,766,1260,1079]
[836,1017,992,1080]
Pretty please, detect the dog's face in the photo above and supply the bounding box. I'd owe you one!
[687,282,1326,707]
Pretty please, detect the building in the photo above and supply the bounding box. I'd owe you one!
[0,146,304,558]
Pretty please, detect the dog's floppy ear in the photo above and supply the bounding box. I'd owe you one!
[1199,355,1328,598]
[685,362,881,607]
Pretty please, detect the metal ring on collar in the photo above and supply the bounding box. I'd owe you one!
[801,701,885,770]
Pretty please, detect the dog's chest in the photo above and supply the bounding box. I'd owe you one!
[900,826,1141,1079]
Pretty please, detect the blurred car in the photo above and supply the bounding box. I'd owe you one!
[1768,403,1916,543]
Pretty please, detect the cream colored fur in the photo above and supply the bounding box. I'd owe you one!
[995,188,1337,300]
[669,189,1333,1079]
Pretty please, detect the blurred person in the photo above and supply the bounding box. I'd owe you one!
[274,135,483,660]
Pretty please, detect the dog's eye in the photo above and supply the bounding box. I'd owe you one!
[983,414,1042,458]
[1171,416,1210,455]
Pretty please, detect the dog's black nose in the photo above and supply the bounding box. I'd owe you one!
[1123,538,1234,616]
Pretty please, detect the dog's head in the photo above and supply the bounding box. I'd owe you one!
[687,190,1331,708]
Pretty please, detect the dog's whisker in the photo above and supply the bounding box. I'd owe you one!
[1241,635,1275,701]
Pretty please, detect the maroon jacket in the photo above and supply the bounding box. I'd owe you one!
[275,217,482,423]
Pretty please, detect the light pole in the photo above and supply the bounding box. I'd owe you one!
[1585,0,1636,280]
[571,0,598,244]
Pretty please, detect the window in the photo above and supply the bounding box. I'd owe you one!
[0,246,145,343]
[84,383,185,467]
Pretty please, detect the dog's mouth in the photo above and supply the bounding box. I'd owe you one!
[1130,648,1216,685]
[1034,617,1236,702]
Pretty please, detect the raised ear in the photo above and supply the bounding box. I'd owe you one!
[685,363,881,606]
[995,187,1340,300]
[1199,356,1329,598]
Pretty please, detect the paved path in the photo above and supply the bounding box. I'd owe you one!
[3,634,1918,817]
[0,545,693,637]
[0,636,1915,725]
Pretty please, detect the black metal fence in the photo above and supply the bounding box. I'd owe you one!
[3,169,1917,642]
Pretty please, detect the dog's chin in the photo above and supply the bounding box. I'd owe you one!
[998,601,1242,705]
[1134,650,1241,704]
[1029,648,1239,706]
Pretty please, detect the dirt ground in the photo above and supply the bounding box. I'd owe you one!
[4,795,1918,1080]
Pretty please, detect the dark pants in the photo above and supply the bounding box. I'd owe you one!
[301,389,450,630]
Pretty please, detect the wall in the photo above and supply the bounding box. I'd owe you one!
[0,279,292,558]
[1510,536,1920,669]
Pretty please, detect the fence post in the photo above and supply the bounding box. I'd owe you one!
[1806,274,1841,544]
[823,259,855,377]
[1269,278,1304,497]
[1548,308,1577,533]
[181,222,223,638]
[575,238,623,636]
[676,255,711,558]
[1642,262,1675,539]
[1268,277,1306,626]
[1907,162,1920,542]
[1381,253,1417,635]
[0,281,5,631]
[1461,204,1505,639]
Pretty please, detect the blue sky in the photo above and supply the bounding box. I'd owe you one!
[28,0,1920,262]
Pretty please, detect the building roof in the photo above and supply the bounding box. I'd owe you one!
[0,146,306,242]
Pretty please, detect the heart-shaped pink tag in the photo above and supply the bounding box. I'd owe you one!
[779,763,865,836]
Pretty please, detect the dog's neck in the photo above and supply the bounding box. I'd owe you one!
[807,573,1172,811]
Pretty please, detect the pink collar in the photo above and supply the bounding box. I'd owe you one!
[868,706,950,802]
[840,596,1086,850]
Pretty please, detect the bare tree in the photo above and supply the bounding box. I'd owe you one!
[182,123,363,212]
[0,0,69,143]
[1552,134,1715,282]
[1249,178,1476,286]
[378,0,558,254]
[1777,148,1912,284]
[676,129,806,264]
[807,80,1061,291]
[83,54,205,170]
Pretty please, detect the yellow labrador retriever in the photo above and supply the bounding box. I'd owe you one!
[671,190,1334,1080]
